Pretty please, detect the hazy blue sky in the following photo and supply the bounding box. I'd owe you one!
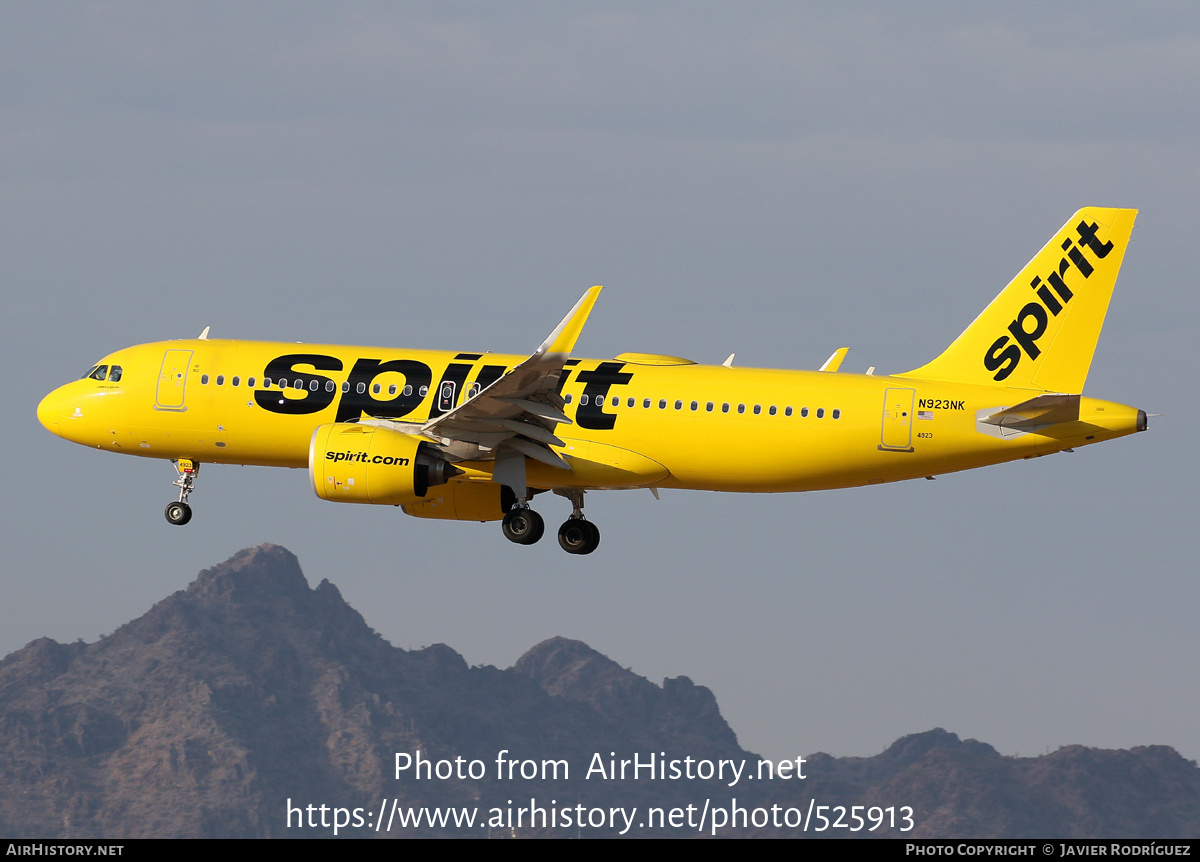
[3,2,1197,771]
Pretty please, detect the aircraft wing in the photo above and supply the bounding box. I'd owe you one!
[419,286,602,469]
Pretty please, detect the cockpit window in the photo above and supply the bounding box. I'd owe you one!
[109,365,123,382]
[87,365,109,381]
[81,366,98,379]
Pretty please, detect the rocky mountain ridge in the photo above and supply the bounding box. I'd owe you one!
[0,545,1195,838]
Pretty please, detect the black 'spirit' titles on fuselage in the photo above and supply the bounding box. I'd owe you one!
[254,354,343,415]
[429,361,474,418]
[983,220,1115,382]
[255,356,635,428]
[575,362,633,430]
[335,358,431,423]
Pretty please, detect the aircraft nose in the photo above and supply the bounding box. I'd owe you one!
[37,387,68,436]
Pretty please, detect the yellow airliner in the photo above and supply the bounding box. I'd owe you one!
[38,208,1145,554]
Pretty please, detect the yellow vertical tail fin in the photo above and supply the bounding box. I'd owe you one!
[899,208,1137,392]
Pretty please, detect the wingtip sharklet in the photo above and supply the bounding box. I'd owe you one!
[820,347,849,372]
[540,286,602,356]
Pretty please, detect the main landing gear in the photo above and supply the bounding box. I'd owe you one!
[165,459,198,526]
[500,489,601,555]
[502,507,544,545]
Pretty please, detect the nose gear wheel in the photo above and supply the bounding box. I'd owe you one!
[165,501,192,525]
[165,460,199,526]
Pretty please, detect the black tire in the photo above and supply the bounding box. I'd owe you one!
[165,501,192,526]
[558,519,588,554]
[558,518,600,555]
[578,519,600,555]
[527,509,545,545]
[502,508,543,545]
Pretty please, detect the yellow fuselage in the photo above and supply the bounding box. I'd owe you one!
[37,338,1143,494]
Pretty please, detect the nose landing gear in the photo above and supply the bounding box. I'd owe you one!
[165,459,198,526]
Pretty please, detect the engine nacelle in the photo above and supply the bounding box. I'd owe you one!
[402,481,515,522]
[309,423,459,505]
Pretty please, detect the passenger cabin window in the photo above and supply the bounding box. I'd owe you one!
[612,396,620,407]
[737,404,745,414]
[565,394,573,404]
[357,382,366,394]
[581,394,589,406]
[342,382,350,392]
[674,400,683,410]
[373,383,381,394]
[690,401,698,411]
[643,398,651,408]
[832,409,841,419]
[294,380,304,390]
[263,377,272,388]
[388,384,397,396]
[769,405,777,416]
[722,403,729,413]
[231,376,239,387]
[801,407,809,417]
[404,385,412,396]
[753,405,761,415]
[216,375,224,386]
[785,406,793,417]
[817,408,825,418]
[659,399,667,409]
[201,374,209,385]
[325,380,335,392]
[419,386,428,397]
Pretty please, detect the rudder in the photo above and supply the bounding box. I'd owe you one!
[899,207,1137,393]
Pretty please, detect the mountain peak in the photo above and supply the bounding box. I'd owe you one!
[185,543,310,604]
[1,546,1195,839]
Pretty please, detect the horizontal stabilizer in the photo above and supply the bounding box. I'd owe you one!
[980,394,1080,430]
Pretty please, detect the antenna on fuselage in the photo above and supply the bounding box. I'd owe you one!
[198,326,211,340]
[722,354,735,367]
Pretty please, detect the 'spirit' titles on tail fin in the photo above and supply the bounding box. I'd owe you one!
[899,208,1137,393]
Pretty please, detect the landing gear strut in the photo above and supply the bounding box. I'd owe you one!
[165,459,198,526]
[554,489,600,555]
[498,488,601,554]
